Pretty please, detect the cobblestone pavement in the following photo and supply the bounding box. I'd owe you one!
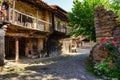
[0,48,99,80]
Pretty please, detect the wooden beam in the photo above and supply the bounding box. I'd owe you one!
[15,38,19,62]
[12,0,16,22]
[5,32,46,38]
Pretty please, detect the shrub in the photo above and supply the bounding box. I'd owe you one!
[91,37,120,78]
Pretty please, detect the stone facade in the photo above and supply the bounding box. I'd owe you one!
[90,6,120,66]
[0,29,5,66]
[0,0,69,65]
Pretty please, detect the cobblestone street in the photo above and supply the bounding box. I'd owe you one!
[0,48,99,80]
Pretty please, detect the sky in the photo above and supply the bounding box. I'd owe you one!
[43,0,74,12]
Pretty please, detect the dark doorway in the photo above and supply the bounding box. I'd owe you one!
[19,38,26,57]
[5,37,26,60]
[5,37,15,59]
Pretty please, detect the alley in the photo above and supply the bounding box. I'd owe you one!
[0,48,99,80]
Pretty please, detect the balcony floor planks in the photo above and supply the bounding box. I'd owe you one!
[6,24,49,38]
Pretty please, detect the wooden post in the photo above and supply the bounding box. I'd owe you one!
[8,7,11,21]
[45,11,48,32]
[15,38,19,62]
[36,9,38,29]
[0,29,5,66]
[12,0,15,22]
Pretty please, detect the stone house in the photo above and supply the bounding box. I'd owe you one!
[46,5,69,56]
[0,0,69,65]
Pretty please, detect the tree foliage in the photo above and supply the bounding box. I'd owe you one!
[68,0,120,41]
[109,0,120,20]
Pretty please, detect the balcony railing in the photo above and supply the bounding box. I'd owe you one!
[7,8,51,32]
[66,26,71,34]
[55,22,67,33]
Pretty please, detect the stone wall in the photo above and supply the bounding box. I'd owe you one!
[0,29,5,66]
[94,6,118,42]
[89,6,120,76]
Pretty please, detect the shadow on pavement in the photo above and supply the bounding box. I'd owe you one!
[1,48,98,80]
[24,49,97,80]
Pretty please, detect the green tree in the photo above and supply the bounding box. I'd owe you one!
[68,0,110,41]
[110,0,120,20]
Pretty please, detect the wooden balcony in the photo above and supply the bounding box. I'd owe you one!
[7,8,51,32]
[66,26,71,34]
[55,22,67,33]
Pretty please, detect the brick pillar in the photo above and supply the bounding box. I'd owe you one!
[0,29,5,66]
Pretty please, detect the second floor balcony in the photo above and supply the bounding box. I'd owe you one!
[0,8,52,32]
[54,21,68,33]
